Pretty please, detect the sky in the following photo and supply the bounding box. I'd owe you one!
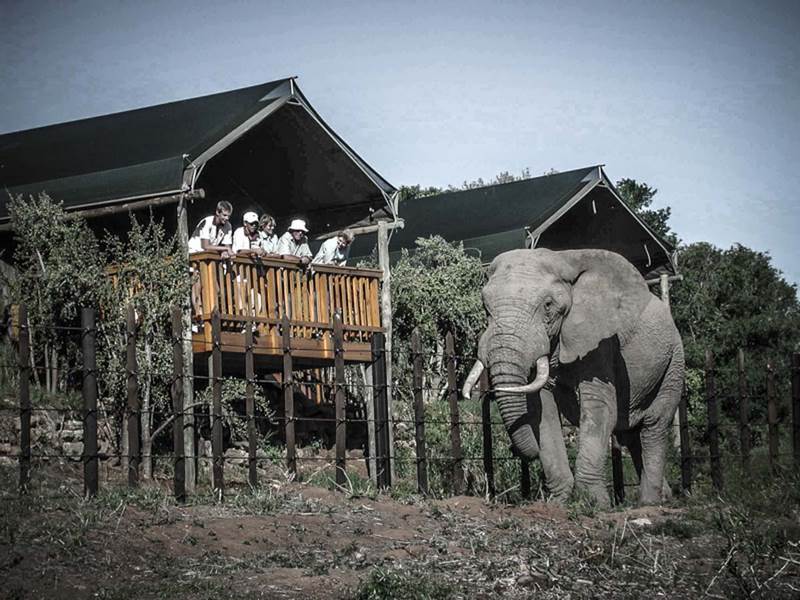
[2,0,799,284]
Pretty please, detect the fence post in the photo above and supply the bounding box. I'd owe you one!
[679,382,692,493]
[245,319,257,489]
[738,348,750,471]
[282,314,296,476]
[82,308,98,498]
[371,332,391,488]
[706,349,722,491]
[126,305,140,487]
[445,332,463,495]
[767,363,779,473]
[171,307,185,502]
[792,353,800,467]
[333,311,347,486]
[520,458,531,500]
[411,328,428,495]
[171,308,186,500]
[211,309,224,498]
[18,305,30,492]
[480,370,494,500]
[611,436,625,505]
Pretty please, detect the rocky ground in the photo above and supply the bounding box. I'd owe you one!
[2,459,800,599]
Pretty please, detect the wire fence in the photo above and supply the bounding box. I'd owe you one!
[3,304,800,506]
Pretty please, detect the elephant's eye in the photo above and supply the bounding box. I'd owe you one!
[543,299,553,314]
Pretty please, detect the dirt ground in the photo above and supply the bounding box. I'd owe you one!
[2,460,799,599]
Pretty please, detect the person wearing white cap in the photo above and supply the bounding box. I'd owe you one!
[276,218,312,264]
[232,211,265,257]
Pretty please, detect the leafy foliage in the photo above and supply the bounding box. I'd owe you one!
[671,242,799,433]
[8,194,109,391]
[615,178,678,246]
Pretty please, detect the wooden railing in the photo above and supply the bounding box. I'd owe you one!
[190,252,383,364]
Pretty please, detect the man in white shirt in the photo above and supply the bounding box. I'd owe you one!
[232,211,265,257]
[188,201,234,257]
[188,201,233,320]
[276,219,312,265]
[312,229,355,266]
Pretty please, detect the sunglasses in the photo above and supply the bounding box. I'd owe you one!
[246,221,258,226]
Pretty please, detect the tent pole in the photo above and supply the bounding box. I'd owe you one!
[177,195,196,493]
[377,221,395,483]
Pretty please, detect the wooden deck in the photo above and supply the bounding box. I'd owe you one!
[190,252,383,369]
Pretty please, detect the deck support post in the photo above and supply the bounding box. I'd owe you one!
[177,196,196,493]
[377,221,395,482]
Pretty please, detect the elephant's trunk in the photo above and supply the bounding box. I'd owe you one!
[487,327,547,459]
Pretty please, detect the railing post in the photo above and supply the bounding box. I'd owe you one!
[333,310,347,486]
[738,348,750,471]
[245,318,257,488]
[411,328,428,495]
[282,314,296,476]
[706,349,722,491]
[211,309,224,498]
[371,332,390,488]
[611,436,625,505]
[679,382,692,493]
[792,353,800,467]
[171,307,185,502]
[445,332,463,495]
[82,308,98,498]
[126,305,140,487]
[480,370,494,499]
[767,363,779,474]
[18,304,30,492]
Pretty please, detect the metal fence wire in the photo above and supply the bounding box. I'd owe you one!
[3,305,800,505]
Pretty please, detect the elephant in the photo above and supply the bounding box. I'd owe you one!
[461,248,684,506]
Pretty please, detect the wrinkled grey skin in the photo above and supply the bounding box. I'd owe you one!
[475,248,684,506]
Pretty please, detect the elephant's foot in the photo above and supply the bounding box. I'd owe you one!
[574,479,611,509]
[546,473,574,504]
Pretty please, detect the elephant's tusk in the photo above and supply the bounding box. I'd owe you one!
[494,356,550,394]
[461,360,485,400]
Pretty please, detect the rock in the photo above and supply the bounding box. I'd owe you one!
[631,517,652,527]
[62,442,83,456]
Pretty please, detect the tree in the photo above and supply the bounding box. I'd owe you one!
[8,194,108,394]
[615,178,678,246]
[671,242,800,441]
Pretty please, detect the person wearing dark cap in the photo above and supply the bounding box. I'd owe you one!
[232,211,265,257]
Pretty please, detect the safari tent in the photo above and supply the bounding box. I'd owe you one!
[0,77,397,246]
[350,166,676,280]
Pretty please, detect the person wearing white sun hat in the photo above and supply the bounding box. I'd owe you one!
[276,218,312,265]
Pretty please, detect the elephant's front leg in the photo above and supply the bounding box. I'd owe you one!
[574,378,617,508]
[537,389,573,503]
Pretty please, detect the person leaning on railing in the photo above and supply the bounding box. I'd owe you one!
[276,219,313,266]
[259,214,279,255]
[312,229,355,266]
[188,201,234,321]
[232,211,266,257]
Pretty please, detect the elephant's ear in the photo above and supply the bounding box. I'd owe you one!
[557,250,649,363]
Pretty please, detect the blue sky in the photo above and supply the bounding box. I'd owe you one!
[2,0,798,284]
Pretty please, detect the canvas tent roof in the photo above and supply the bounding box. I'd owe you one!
[349,166,676,278]
[0,78,396,234]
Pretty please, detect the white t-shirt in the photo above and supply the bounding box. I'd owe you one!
[312,237,350,266]
[188,216,232,254]
[232,227,263,253]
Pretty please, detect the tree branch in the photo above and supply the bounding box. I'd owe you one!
[150,401,207,441]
